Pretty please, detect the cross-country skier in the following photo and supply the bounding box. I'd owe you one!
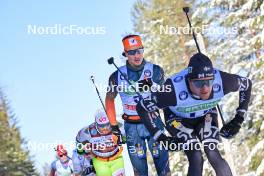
[137,53,252,176]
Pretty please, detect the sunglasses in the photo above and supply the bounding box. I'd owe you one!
[126,48,144,56]
[191,79,214,88]
[77,148,91,155]
[59,154,65,157]
[97,123,111,129]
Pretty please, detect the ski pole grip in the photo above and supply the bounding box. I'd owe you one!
[183,7,190,13]
[108,57,114,65]
[90,75,95,82]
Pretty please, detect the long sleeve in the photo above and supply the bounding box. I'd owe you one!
[220,71,252,115]
[105,72,118,125]
[136,78,177,138]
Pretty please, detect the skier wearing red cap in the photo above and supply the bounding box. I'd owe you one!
[50,144,74,176]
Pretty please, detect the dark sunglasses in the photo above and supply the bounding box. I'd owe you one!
[76,148,84,154]
[77,148,91,155]
[127,48,144,56]
[59,154,65,157]
[192,79,214,88]
[97,123,111,129]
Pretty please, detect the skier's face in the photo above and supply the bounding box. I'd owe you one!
[84,152,93,159]
[58,154,68,162]
[97,122,111,135]
[188,77,214,100]
[126,48,144,67]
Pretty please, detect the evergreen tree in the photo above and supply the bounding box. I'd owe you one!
[0,89,39,176]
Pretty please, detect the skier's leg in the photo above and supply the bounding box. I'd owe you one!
[197,109,233,176]
[164,109,203,176]
[92,158,112,176]
[147,136,170,176]
[124,122,148,176]
[110,155,125,176]
[184,148,204,176]
[204,145,233,176]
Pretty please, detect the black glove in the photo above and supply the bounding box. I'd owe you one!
[111,125,126,145]
[157,133,181,151]
[220,114,244,139]
[82,165,95,175]
[138,78,153,92]
[157,133,175,143]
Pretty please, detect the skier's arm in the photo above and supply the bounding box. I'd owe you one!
[136,78,177,139]
[68,160,74,176]
[105,72,118,125]
[219,71,252,138]
[105,73,125,144]
[84,128,93,155]
[153,65,165,85]
[49,161,56,176]
[220,71,252,116]
[72,150,83,176]
[153,78,177,108]
[49,170,55,176]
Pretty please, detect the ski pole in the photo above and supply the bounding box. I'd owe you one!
[90,75,107,114]
[107,57,162,123]
[183,7,201,53]
[183,7,225,125]
[107,57,143,100]
[90,75,127,144]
